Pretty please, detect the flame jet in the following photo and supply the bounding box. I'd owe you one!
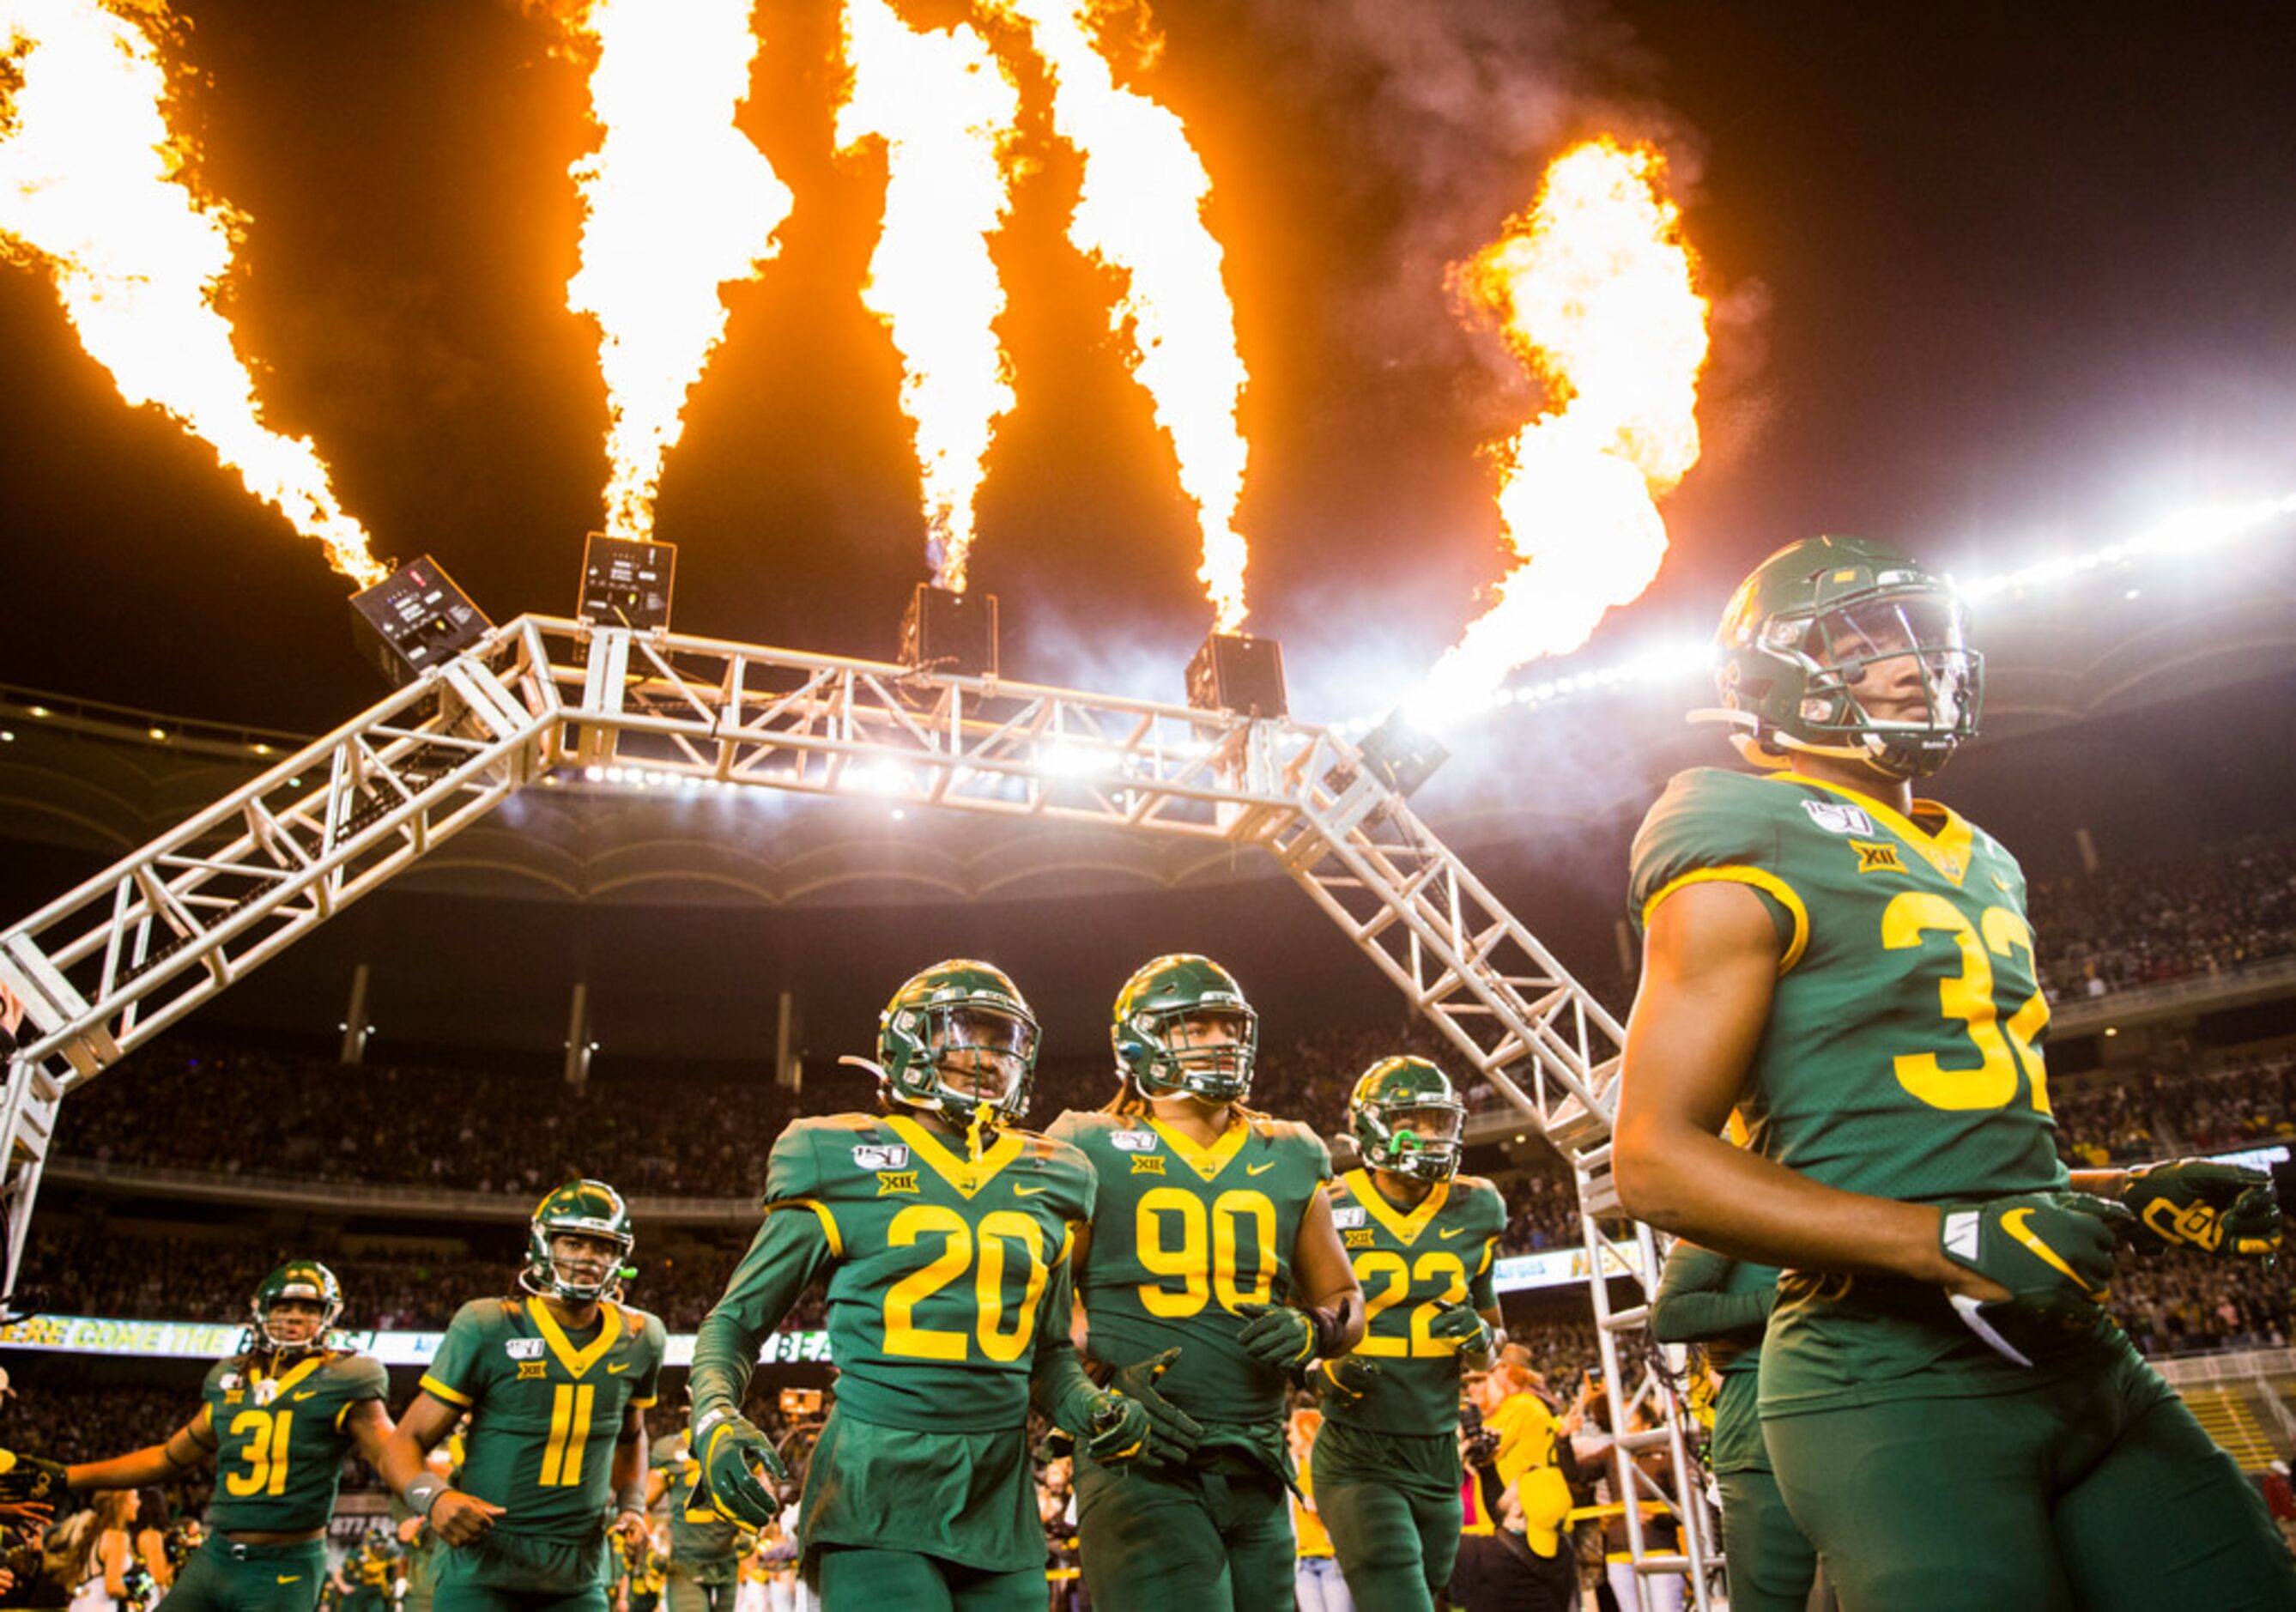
[563,0,793,543]
[0,0,385,587]
[836,0,1021,595]
[980,0,1253,632]
[1422,139,1710,712]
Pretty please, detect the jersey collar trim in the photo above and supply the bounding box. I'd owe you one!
[526,1296,623,1379]
[246,1354,326,1402]
[1344,1167,1450,1244]
[1147,1115,1252,1182]
[1781,774,1975,886]
[883,1112,1024,1198]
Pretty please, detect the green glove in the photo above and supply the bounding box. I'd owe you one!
[1080,1391,1155,1469]
[1106,1348,1203,1467]
[692,1410,787,1528]
[1426,1302,1492,1356]
[1939,1190,2133,1367]
[0,1449,67,1505]
[1233,1301,1318,1370]
[1317,1356,1382,1408]
[2118,1160,2282,1263]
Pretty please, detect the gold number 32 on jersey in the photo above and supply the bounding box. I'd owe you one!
[1882,892,2050,1112]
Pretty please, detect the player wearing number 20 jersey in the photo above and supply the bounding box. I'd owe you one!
[689,962,1148,1612]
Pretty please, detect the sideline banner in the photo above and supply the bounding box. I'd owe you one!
[0,1314,832,1367]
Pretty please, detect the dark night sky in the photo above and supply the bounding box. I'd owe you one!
[3,1,2294,1058]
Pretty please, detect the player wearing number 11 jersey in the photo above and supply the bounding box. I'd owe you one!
[1613,534,2293,1610]
[0,1262,394,1612]
[687,961,1154,1612]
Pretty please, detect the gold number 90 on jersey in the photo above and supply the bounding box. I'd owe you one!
[1135,1188,1278,1318]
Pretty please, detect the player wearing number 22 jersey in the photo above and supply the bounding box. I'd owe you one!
[17,1262,394,1612]
[1311,1057,1505,1612]
[688,961,1154,1612]
[1050,954,1365,1612]
[1614,535,2293,1611]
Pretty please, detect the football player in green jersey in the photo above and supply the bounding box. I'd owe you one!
[379,1180,667,1612]
[0,1261,395,1612]
[1613,534,2293,1609]
[1047,953,1366,1612]
[642,1426,737,1612]
[1649,1240,1809,1612]
[1311,1057,1505,1612]
[687,961,1154,1612]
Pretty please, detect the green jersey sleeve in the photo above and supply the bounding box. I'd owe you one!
[1651,1243,1776,1376]
[691,1189,839,1426]
[1629,767,1806,961]
[419,1300,500,1410]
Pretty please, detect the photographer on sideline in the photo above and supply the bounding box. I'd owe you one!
[1448,1348,1579,1612]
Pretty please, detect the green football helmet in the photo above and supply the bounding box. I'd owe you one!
[1703,534,1983,780]
[875,960,1040,1127]
[250,1259,343,1356]
[1112,954,1257,1104]
[1349,1057,1467,1183]
[522,1179,635,1304]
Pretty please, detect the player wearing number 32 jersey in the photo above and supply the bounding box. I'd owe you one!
[688,961,1157,1612]
[1614,535,2293,1611]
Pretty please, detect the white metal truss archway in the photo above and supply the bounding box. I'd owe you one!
[0,615,1714,1609]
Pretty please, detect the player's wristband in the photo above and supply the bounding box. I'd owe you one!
[403,1474,447,1519]
[615,1484,647,1518]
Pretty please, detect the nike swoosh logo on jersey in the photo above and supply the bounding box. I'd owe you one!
[1438,1226,1465,1239]
[2000,1208,2105,1298]
[1246,1161,1276,1176]
[276,1578,302,1585]
[1013,1183,1049,1196]
[607,1361,632,1373]
[292,1389,318,1400]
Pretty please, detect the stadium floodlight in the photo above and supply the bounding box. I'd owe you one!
[1185,633,1288,718]
[900,585,1000,677]
[348,555,495,687]
[578,533,676,632]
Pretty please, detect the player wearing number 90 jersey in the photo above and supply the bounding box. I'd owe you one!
[689,962,1147,1612]
[1049,954,1364,1612]
[26,1262,394,1612]
[1614,534,2296,1611]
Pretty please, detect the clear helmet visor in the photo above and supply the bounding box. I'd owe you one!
[926,1005,1038,1102]
[1801,593,1976,730]
[1386,1105,1465,1148]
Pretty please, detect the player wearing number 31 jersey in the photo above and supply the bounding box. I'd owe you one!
[688,961,1154,1612]
[0,1262,394,1612]
[1613,534,2293,1611]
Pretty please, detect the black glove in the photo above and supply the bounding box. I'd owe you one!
[2118,1160,2281,1264]
[0,1449,68,1506]
[1106,1348,1202,1468]
[1317,1356,1382,1408]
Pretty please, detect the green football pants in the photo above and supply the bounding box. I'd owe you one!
[433,1531,609,1612]
[1715,1465,1816,1612]
[661,1571,734,1612]
[811,1545,1043,1612]
[1764,1350,2296,1611]
[1313,1472,1462,1611]
[1073,1457,1294,1611]
[162,1536,328,1612]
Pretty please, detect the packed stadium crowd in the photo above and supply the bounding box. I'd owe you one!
[2033,829,2296,1000]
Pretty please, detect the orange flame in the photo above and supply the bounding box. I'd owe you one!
[981,0,1252,632]
[1424,138,1709,711]
[837,0,1021,595]
[563,0,792,543]
[0,0,385,588]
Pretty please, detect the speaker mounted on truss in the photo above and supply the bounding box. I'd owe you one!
[349,556,494,687]
[579,534,676,633]
[1186,633,1288,719]
[900,585,1000,678]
